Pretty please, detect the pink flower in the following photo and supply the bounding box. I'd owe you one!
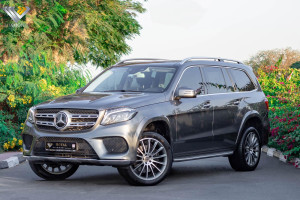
[280,82,284,84]
[288,144,293,150]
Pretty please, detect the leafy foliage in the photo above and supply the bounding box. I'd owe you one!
[0,53,89,151]
[0,0,145,68]
[258,66,300,160]
[0,0,145,151]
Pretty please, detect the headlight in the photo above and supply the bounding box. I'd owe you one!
[26,107,35,123]
[101,107,137,125]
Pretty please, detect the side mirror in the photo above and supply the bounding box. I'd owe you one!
[76,87,84,94]
[175,88,197,99]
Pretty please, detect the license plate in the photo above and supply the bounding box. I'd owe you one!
[45,142,77,151]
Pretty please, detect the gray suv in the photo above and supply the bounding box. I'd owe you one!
[22,57,270,185]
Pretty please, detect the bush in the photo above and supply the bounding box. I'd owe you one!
[258,67,300,160]
[0,53,89,151]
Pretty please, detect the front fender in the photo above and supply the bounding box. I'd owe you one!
[134,115,172,149]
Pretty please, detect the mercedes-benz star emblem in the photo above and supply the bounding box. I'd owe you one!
[55,111,69,130]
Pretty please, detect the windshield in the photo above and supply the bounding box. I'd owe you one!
[84,65,177,93]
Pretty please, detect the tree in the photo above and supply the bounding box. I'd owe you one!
[0,0,145,68]
[0,0,146,150]
[245,48,300,72]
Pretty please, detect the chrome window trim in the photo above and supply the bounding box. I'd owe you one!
[172,65,258,100]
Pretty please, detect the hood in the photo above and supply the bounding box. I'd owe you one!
[36,92,166,110]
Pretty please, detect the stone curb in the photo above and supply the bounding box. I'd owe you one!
[262,145,300,168]
[0,153,26,169]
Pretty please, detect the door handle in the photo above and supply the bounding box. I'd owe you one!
[233,100,240,105]
[203,101,211,109]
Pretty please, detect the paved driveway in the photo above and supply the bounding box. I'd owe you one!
[0,153,299,200]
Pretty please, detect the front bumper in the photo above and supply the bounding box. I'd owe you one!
[25,156,133,166]
[22,115,143,166]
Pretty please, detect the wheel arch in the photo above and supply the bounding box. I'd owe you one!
[135,116,172,149]
[236,111,264,145]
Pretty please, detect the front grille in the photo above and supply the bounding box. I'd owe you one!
[36,109,99,114]
[33,137,99,159]
[103,137,128,154]
[35,109,99,132]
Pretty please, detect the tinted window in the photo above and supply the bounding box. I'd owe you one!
[223,69,235,92]
[229,69,256,91]
[84,66,177,93]
[177,67,203,95]
[202,67,227,94]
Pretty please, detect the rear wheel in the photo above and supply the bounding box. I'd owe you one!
[29,161,79,180]
[118,132,172,186]
[229,127,261,171]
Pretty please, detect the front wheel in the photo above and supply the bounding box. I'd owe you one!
[229,127,261,171]
[29,161,79,180]
[118,132,172,186]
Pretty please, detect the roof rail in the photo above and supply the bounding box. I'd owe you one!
[180,57,243,65]
[114,58,168,66]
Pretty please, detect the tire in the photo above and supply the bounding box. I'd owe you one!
[118,132,172,186]
[29,161,79,180]
[229,127,261,171]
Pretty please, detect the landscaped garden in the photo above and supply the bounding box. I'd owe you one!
[258,66,300,162]
[0,54,89,152]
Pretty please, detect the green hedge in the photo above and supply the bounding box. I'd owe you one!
[0,53,89,151]
[258,66,300,161]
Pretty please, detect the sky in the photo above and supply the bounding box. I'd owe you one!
[121,0,300,62]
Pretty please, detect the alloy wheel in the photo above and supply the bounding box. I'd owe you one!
[130,138,168,181]
[244,132,260,166]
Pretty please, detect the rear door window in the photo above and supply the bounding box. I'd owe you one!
[229,69,256,91]
[223,69,235,92]
[201,67,227,94]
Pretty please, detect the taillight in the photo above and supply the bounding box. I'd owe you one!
[264,98,269,111]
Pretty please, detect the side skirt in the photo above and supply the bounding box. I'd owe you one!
[173,151,234,162]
